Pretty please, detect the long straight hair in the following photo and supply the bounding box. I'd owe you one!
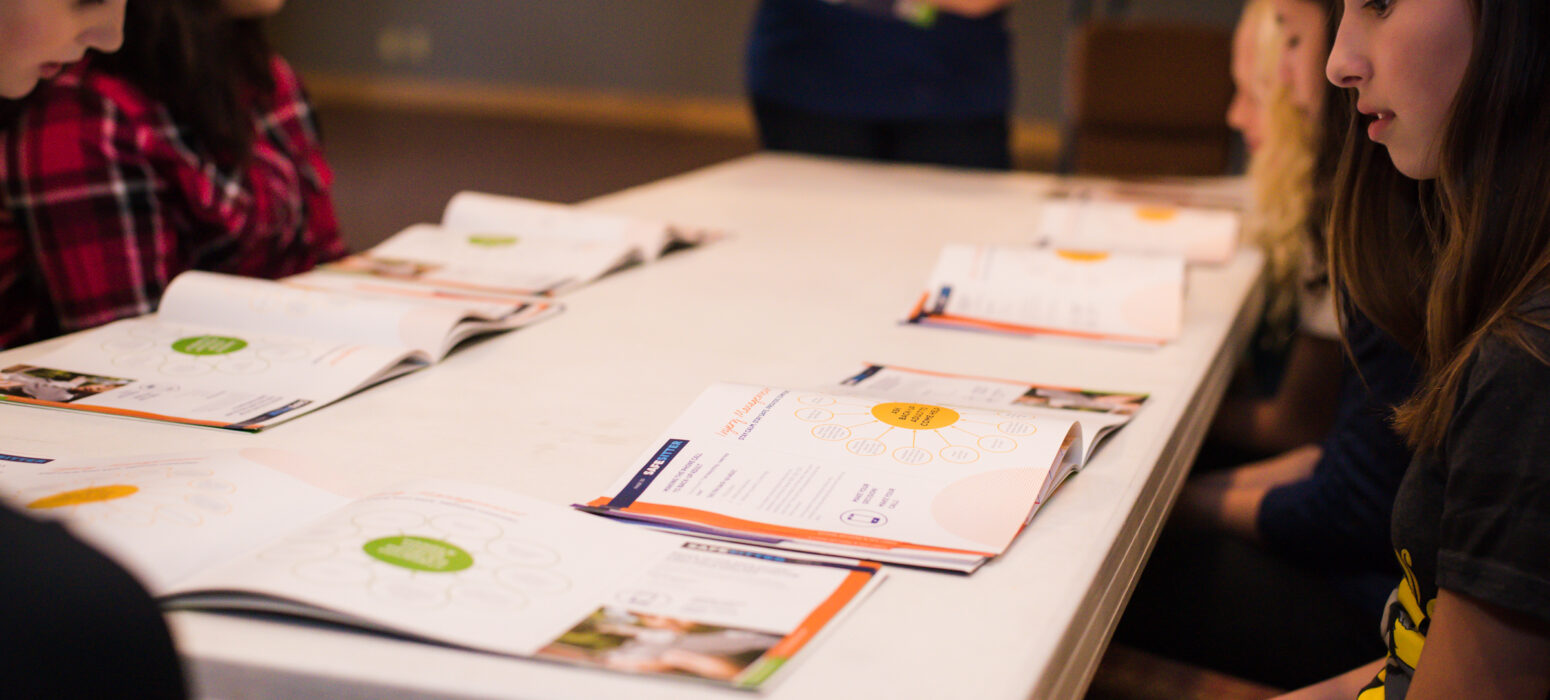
[93,0,274,167]
[1328,0,1550,449]
[1246,0,1348,342]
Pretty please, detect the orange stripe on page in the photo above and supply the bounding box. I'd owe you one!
[863,362,1094,395]
[416,275,552,297]
[605,501,996,557]
[766,566,878,659]
[920,313,1167,346]
[0,396,237,429]
[907,292,930,320]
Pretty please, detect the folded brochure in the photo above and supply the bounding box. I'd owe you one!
[581,376,1141,573]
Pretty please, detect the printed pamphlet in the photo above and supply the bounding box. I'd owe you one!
[0,449,880,690]
[906,244,1185,346]
[0,271,558,431]
[320,191,717,297]
[581,379,1136,572]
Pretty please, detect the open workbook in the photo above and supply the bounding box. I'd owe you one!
[906,244,1185,346]
[1032,197,1240,265]
[0,449,881,690]
[581,368,1146,573]
[317,191,716,297]
[0,271,558,431]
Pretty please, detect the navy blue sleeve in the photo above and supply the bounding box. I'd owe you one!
[1257,312,1419,572]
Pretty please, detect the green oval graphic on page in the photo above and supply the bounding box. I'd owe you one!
[171,335,248,356]
[363,535,473,572]
[467,234,519,247]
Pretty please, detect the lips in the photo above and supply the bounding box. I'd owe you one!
[38,63,64,79]
[1359,104,1396,143]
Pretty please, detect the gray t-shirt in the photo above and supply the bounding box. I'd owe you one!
[1366,290,1550,698]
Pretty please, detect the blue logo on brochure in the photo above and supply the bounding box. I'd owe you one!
[606,438,689,509]
[840,509,887,528]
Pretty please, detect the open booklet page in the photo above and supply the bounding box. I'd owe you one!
[0,271,557,431]
[321,191,713,297]
[906,244,1185,346]
[832,364,1147,459]
[1032,198,1240,264]
[0,450,881,690]
[1045,175,1248,212]
[581,383,1085,573]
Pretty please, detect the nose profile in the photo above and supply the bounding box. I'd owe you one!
[81,2,127,54]
[1325,19,1367,88]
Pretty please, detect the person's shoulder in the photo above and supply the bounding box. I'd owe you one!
[1468,288,1550,393]
[264,54,309,105]
[1514,286,1550,322]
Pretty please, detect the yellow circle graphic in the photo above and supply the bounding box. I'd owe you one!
[28,484,140,509]
[1055,249,1111,263]
[870,402,960,430]
[1134,206,1180,222]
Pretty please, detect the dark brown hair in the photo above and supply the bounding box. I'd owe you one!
[93,0,274,167]
[1328,0,1550,448]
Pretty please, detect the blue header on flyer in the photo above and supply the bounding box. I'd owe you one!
[608,438,689,509]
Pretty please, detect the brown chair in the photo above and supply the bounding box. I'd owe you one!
[1061,20,1235,177]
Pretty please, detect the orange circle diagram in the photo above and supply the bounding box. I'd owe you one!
[870,402,960,430]
[1134,205,1180,222]
[1055,249,1111,263]
[27,484,139,509]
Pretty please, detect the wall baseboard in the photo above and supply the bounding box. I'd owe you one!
[301,72,1061,169]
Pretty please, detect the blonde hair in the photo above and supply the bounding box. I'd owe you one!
[1237,0,1314,340]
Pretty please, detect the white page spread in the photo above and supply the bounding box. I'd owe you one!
[832,364,1146,458]
[0,272,556,430]
[321,192,712,297]
[0,449,346,593]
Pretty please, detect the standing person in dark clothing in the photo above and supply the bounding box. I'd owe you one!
[746,0,1017,169]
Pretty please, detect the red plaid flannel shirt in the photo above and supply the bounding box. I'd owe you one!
[0,54,346,349]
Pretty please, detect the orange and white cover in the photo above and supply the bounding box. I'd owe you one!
[906,244,1185,347]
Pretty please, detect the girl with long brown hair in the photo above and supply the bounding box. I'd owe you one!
[1116,0,1420,688]
[1285,0,1550,697]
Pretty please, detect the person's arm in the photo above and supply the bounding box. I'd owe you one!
[7,82,169,336]
[1405,589,1550,700]
[0,220,41,349]
[1212,332,1344,454]
[1172,443,1322,541]
[1274,659,1384,700]
[215,56,346,279]
[927,0,1015,18]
